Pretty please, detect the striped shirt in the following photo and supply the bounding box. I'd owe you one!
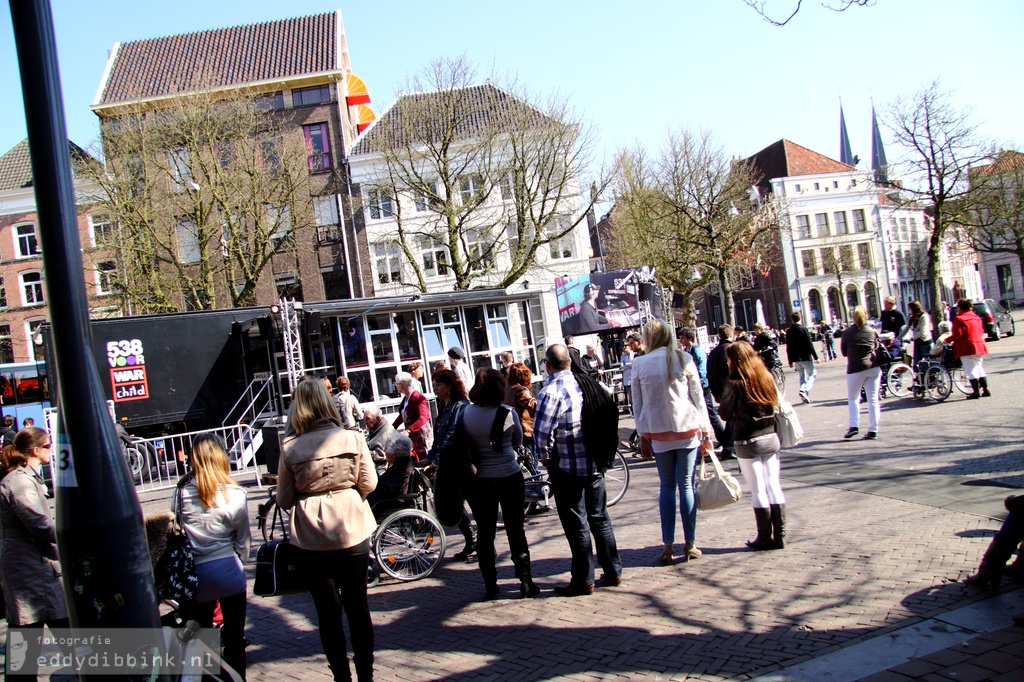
[534,369,594,476]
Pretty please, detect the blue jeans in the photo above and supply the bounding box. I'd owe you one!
[912,339,933,368]
[654,447,699,544]
[549,466,622,588]
[794,360,816,394]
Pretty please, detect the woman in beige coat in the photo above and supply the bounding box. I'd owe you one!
[0,426,68,681]
[279,380,378,682]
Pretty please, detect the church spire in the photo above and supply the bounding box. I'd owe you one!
[871,101,889,185]
[839,100,856,166]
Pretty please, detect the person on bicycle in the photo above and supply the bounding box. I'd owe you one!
[753,323,781,370]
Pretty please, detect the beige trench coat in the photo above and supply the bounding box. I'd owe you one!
[0,465,67,625]
[278,419,378,551]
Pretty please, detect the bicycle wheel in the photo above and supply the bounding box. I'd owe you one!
[950,366,971,395]
[374,510,447,581]
[258,499,290,543]
[925,366,952,402]
[771,365,786,393]
[886,363,913,397]
[605,450,630,507]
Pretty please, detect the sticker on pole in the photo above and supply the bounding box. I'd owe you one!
[55,432,77,488]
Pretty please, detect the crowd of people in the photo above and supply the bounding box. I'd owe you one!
[0,297,1006,681]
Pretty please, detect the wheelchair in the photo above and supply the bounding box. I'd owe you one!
[256,467,447,588]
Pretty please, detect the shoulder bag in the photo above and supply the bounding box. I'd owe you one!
[695,449,742,511]
[775,399,803,448]
[253,497,304,597]
[154,478,199,602]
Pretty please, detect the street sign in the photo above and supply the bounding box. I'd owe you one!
[792,300,802,308]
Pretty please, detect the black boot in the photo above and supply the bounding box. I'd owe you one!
[513,551,541,598]
[965,537,1016,590]
[452,514,477,561]
[746,507,775,550]
[769,503,786,549]
[354,654,374,682]
[966,378,981,399]
[980,376,991,397]
[477,545,499,600]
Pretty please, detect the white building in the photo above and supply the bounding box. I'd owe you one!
[347,83,592,369]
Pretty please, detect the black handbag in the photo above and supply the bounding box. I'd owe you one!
[253,539,304,596]
[433,419,474,527]
[154,480,199,602]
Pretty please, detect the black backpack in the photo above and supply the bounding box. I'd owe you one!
[571,370,619,472]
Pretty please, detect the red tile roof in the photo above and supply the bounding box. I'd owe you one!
[0,138,91,193]
[96,12,339,106]
[745,139,855,190]
[971,150,1024,177]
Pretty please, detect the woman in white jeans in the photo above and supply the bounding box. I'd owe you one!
[840,306,882,440]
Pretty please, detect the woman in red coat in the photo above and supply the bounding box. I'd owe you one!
[394,372,433,461]
[951,298,990,399]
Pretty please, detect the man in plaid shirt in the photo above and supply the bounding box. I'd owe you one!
[534,344,622,596]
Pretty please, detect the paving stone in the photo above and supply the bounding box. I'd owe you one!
[935,661,1001,682]
[889,659,944,677]
[856,671,914,682]
[970,649,1024,673]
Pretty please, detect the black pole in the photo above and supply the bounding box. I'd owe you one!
[8,0,161,641]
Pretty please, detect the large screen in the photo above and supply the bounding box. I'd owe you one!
[555,267,654,336]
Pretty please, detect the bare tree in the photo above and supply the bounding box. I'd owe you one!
[80,88,317,313]
[961,150,1024,285]
[607,130,779,325]
[742,0,875,26]
[885,80,991,326]
[358,56,612,291]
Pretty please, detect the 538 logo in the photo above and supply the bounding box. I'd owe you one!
[107,339,144,368]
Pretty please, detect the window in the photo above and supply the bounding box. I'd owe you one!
[899,217,909,242]
[90,213,116,247]
[813,182,820,191]
[815,213,830,237]
[20,271,44,305]
[0,324,12,364]
[833,211,848,235]
[275,274,303,301]
[414,180,439,212]
[547,220,574,259]
[366,188,394,220]
[15,224,39,258]
[373,242,402,284]
[794,184,801,192]
[801,250,817,276]
[292,85,332,107]
[467,229,496,270]
[419,237,449,277]
[216,139,235,168]
[321,267,350,300]
[303,123,332,172]
[851,179,858,187]
[794,215,811,239]
[0,276,6,308]
[459,174,485,205]
[127,155,145,197]
[96,260,118,294]
[857,243,872,269]
[255,91,284,111]
[26,319,45,361]
[314,195,341,242]
[168,146,192,191]
[177,219,201,263]
[499,175,514,201]
[833,181,839,189]
[890,218,899,239]
[267,205,292,248]
[839,244,855,270]
[852,209,867,233]
[909,217,919,241]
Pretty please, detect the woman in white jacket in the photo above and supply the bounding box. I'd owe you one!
[179,433,251,679]
[632,319,713,564]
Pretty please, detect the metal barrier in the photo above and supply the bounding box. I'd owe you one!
[126,423,263,493]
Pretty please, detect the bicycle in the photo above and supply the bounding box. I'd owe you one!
[257,470,447,587]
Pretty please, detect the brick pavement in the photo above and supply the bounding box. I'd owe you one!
[3,316,1023,680]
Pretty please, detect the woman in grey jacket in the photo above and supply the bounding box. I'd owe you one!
[840,306,882,440]
[279,379,378,682]
[179,433,251,679]
[0,426,68,681]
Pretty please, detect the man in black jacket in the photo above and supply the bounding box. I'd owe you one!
[706,324,735,459]
[785,311,818,403]
[880,296,906,337]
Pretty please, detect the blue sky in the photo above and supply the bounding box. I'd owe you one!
[2,0,1021,174]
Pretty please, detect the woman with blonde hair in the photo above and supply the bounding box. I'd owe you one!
[719,343,786,550]
[179,433,251,679]
[840,305,883,440]
[279,379,378,681]
[0,426,69,680]
[335,376,364,430]
[632,319,713,563]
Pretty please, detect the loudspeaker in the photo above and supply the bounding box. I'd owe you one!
[672,293,685,308]
[639,283,653,300]
[260,425,283,475]
[306,311,321,336]
[258,316,274,340]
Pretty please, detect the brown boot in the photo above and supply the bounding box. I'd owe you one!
[770,503,786,549]
[746,507,775,550]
